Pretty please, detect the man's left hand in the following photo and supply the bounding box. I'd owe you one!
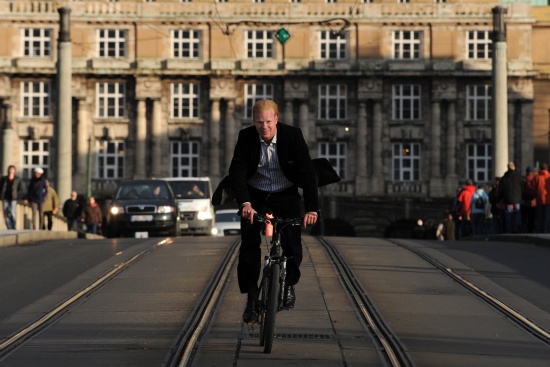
[303,212,318,228]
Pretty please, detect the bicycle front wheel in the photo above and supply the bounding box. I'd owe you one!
[263,262,281,354]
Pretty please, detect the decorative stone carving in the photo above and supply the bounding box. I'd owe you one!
[432,79,457,100]
[135,77,161,100]
[358,78,382,100]
[210,77,237,99]
[284,79,308,100]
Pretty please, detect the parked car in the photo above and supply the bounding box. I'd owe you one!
[105,179,180,238]
[213,209,241,236]
[161,177,215,235]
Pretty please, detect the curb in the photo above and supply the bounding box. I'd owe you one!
[0,231,104,248]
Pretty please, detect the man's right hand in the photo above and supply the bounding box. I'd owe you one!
[241,203,257,224]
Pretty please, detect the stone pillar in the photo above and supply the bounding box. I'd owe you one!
[134,99,147,178]
[371,100,383,192]
[75,98,91,192]
[446,101,457,179]
[508,100,515,163]
[299,101,309,144]
[210,99,221,184]
[151,99,162,178]
[1,104,14,174]
[284,100,293,126]
[356,101,368,194]
[55,7,72,203]
[431,100,441,178]
[225,99,236,173]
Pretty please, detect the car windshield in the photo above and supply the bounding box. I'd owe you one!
[168,181,210,199]
[215,212,240,222]
[116,183,171,200]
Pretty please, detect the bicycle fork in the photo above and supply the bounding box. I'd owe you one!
[278,256,288,311]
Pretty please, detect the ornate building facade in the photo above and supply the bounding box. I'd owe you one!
[0,0,543,209]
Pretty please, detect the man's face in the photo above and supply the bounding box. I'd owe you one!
[253,108,278,143]
[8,167,15,175]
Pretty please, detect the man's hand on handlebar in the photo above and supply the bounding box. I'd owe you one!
[241,203,257,224]
[303,212,318,228]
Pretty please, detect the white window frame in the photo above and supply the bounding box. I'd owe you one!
[170,141,200,177]
[467,143,492,183]
[319,30,347,60]
[246,30,274,59]
[96,82,126,118]
[393,30,422,60]
[244,83,274,119]
[98,29,127,58]
[96,140,125,179]
[392,143,421,182]
[21,81,51,118]
[171,29,200,59]
[318,142,347,180]
[392,85,421,120]
[318,84,347,120]
[21,139,50,180]
[22,28,52,57]
[171,82,200,119]
[467,30,492,60]
[466,84,491,121]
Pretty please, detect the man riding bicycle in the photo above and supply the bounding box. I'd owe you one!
[228,99,319,323]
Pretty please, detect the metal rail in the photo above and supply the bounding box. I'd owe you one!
[317,237,416,367]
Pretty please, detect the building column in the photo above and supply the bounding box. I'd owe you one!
[356,101,368,195]
[1,104,14,174]
[508,100,516,164]
[134,99,146,178]
[224,99,236,174]
[210,99,221,184]
[75,98,91,193]
[371,100,383,193]
[299,100,309,144]
[431,100,441,178]
[151,99,162,178]
[446,101,457,180]
[284,100,293,126]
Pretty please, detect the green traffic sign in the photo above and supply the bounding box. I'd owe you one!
[275,28,291,44]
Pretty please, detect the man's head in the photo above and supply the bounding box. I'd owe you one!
[508,162,516,171]
[71,191,78,200]
[252,99,278,143]
[7,165,15,176]
[34,167,44,177]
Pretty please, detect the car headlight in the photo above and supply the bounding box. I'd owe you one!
[157,206,175,213]
[110,206,124,215]
[211,227,219,235]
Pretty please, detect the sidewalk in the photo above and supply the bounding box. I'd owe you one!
[0,230,103,248]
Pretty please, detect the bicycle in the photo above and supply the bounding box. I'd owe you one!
[253,213,304,354]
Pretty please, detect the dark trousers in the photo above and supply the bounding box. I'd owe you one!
[43,211,54,230]
[238,185,302,294]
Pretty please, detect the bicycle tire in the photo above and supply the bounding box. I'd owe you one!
[259,267,270,346]
[263,262,281,353]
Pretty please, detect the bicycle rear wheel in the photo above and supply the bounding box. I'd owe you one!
[263,262,281,353]
[259,268,270,346]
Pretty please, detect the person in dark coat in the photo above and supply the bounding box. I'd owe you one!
[23,167,48,230]
[63,191,83,231]
[80,196,102,235]
[228,99,319,324]
[0,165,25,229]
[499,162,523,233]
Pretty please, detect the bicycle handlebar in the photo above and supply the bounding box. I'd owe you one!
[253,214,304,226]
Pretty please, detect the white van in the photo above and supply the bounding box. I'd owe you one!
[161,177,215,235]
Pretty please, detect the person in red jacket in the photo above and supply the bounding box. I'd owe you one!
[534,163,550,232]
[456,179,476,238]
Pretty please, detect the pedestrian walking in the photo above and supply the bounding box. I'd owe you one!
[456,179,476,238]
[23,167,48,230]
[522,166,537,233]
[499,162,523,233]
[0,165,25,229]
[81,196,102,235]
[534,163,550,233]
[42,180,59,231]
[470,184,489,236]
[63,191,83,231]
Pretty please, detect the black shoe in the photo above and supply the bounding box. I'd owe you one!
[243,295,259,323]
[284,285,295,309]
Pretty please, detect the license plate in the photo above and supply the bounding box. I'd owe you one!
[180,223,189,229]
[131,215,153,222]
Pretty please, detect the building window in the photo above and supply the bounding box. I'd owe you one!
[172,30,200,58]
[399,0,410,3]
[96,140,125,179]
[21,139,49,179]
[98,29,127,58]
[23,28,52,57]
[170,141,200,177]
[171,83,200,119]
[392,85,421,120]
[246,30,273,59]
[318,84,347,120]
[467,143,492,183]
[466,85,491,121]
[392,143,420,181]
[318,142,347,180]
[467,31,492,60]
[96,82,126,118]
[319,30,347,60]
[244,83,274,119]
[290,0,301,2]
[326,0,338,3]
[393,31,421,59]
[21,82,51,118]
